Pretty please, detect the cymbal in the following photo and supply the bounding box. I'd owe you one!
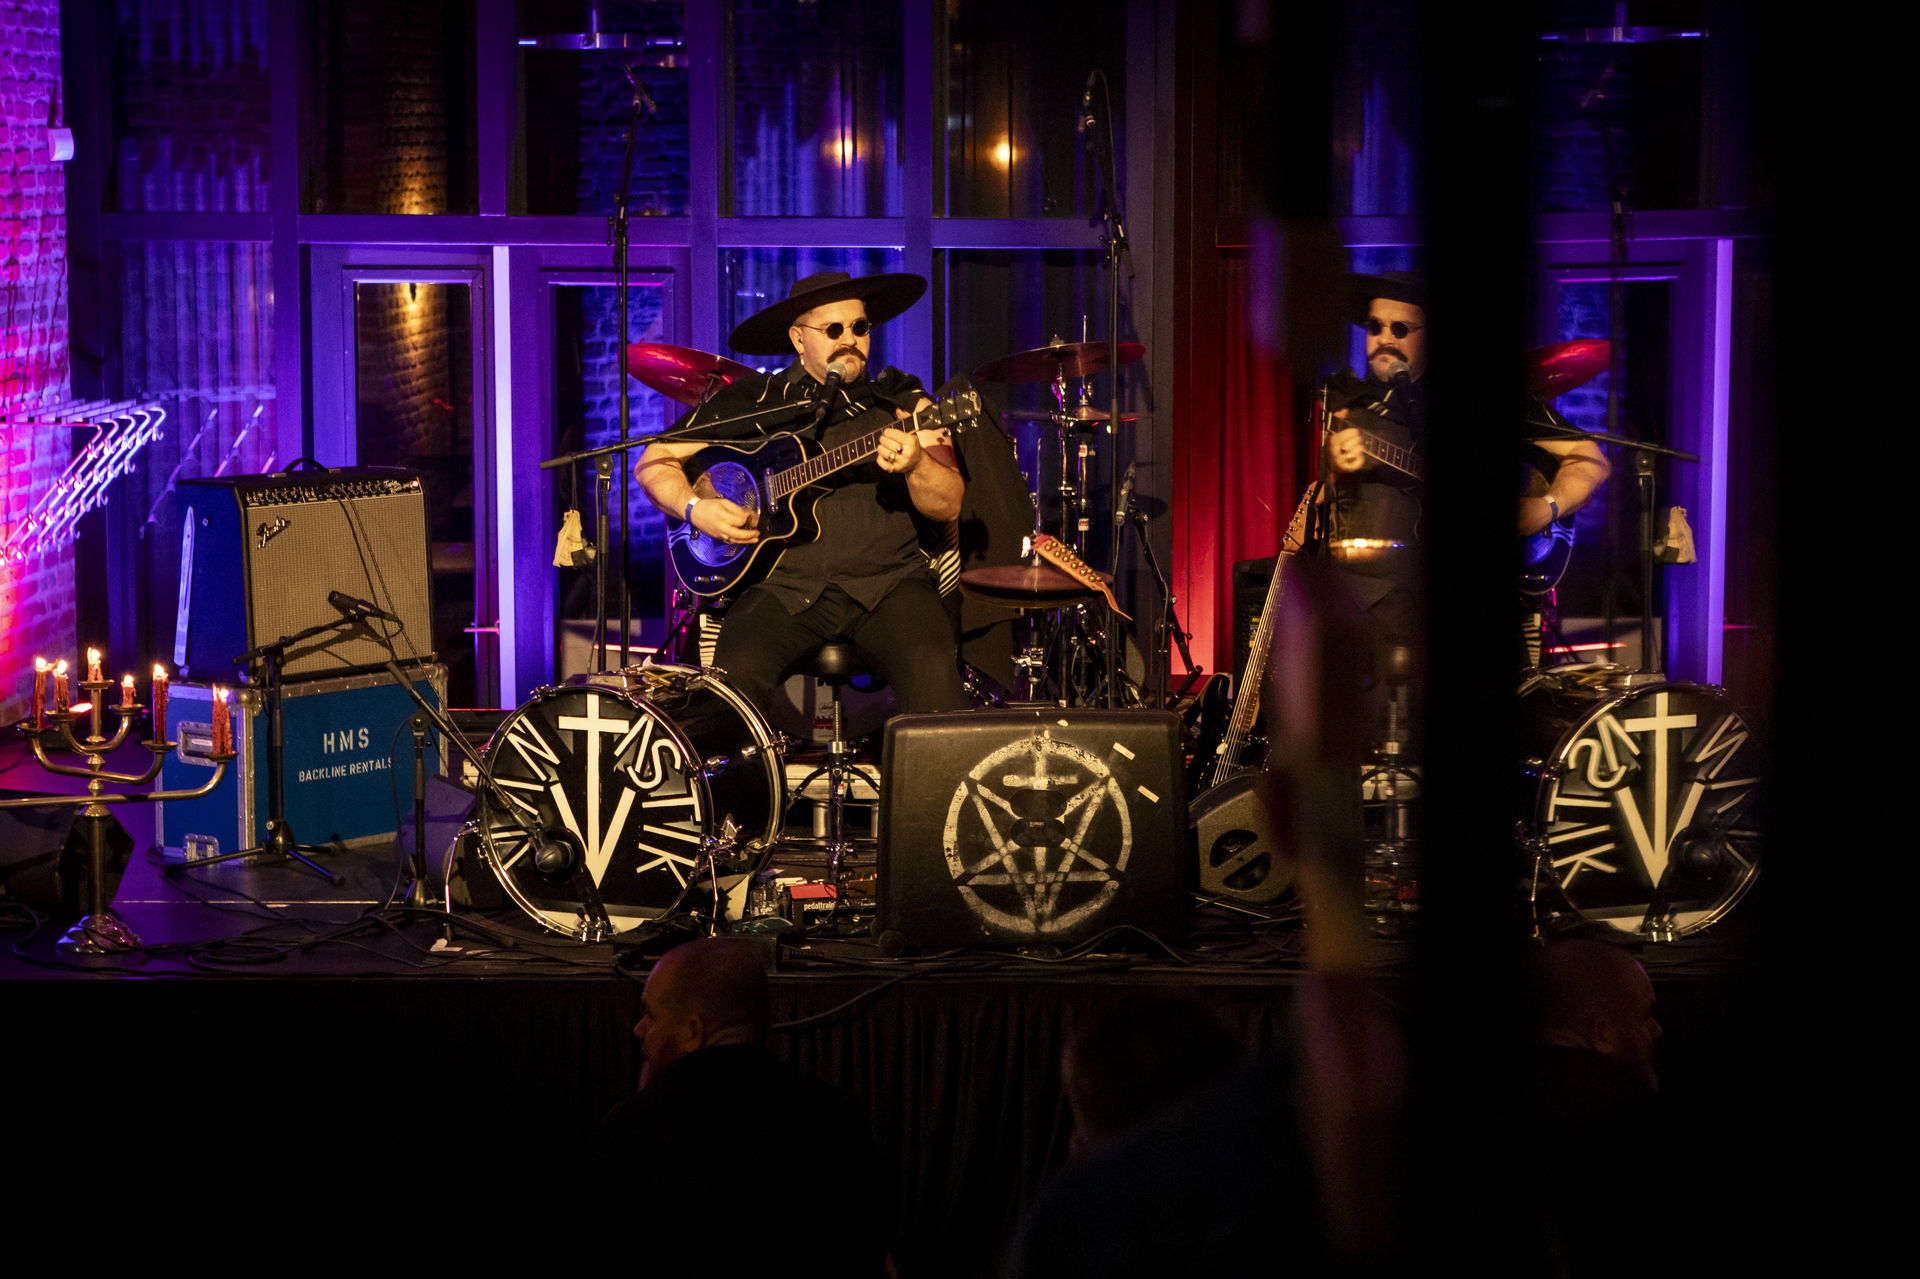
[974,340,1145,383]
[624,343,758,407]
[1524,339,1610,400]
[958,563,1110,610]
[1002,407,1143,426]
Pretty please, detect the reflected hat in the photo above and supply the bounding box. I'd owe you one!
[728,271,929,355]
[1348,271,1428,324]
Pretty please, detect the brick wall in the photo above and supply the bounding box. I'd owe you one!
[1,0,74,723]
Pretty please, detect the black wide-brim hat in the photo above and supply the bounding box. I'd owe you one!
[1348,271,1427,325]
[728,271,929,355]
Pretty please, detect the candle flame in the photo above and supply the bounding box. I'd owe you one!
[34,656,49,672]
[213,685,229,703]
[88,647,101,664]
[153,664,167,679]
[54,659,68,675]
[122,674,134,687]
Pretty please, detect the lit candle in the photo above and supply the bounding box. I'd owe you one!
[87,648,103,684]
[32,658,49,730]
[120,674,137,709]
[212,685,233,756]
[152,664,169,741]
[53,660,70,714]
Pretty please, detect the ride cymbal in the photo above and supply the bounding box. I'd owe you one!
[973,340,1145,383]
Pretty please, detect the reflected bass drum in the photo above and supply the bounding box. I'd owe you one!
[1520,671,1762,940]
[476,666,782,938]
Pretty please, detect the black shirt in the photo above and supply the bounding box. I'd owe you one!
[673,362,936,614]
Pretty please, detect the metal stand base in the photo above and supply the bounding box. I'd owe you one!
[57,909,142,955]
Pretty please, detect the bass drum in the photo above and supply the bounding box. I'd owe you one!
[1520,670,1762,939]
[476,666,782,938]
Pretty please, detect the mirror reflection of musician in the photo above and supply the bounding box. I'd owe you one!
[635,271,972,718]
[1318,273,1611,701]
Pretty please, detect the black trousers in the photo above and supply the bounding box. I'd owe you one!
[712,576,969,718]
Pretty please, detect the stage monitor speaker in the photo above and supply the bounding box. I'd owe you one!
[175,468,432,684]
[0,793,135,915]
[1190,772,1294,904]
[877,709,1189,953]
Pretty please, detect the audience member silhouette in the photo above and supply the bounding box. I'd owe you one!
[592,937,893,1276]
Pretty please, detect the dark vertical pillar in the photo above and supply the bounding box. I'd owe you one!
[1409,1,1538,1264]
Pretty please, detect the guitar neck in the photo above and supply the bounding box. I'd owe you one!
[1355,427,1422,481]
[767,398,953,501]
[1209,486,1315,789]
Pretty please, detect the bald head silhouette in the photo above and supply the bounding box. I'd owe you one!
[634,937,771,1085]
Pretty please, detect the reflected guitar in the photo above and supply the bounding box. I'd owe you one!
[667,389,985,598]
[1341,423,1575,595]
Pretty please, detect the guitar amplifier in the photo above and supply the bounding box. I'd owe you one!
[174,468,433,684]
[876,708,1189,953]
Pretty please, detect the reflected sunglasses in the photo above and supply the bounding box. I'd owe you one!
[1362,316,1425,339]
[793,317,874,341]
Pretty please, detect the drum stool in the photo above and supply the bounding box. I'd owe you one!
[788,642,883,885]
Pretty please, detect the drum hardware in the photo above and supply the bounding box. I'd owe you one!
[1523,339,1611,401]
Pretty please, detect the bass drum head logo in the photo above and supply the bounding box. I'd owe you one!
[942,730,1132,939]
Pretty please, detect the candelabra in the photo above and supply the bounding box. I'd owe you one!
[4,676,232,956]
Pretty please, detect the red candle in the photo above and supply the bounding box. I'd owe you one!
[32,658,49,730]
[87,648,103,684]
[53,660,70,714]
[152,665,169,741]
[121,674,136,709]
[212,686,233,756]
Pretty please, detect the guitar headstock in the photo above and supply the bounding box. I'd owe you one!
[914,389,985,434]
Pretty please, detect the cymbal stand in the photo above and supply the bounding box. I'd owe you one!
[1125,494,1194,709]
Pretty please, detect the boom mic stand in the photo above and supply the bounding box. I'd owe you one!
[162,618,368,880]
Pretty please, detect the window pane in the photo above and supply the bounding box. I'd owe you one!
[943,0,1123,218]
[731,0,903,216]
[519,0,690,217]
[113,240,277,660]
[111,0,272,213]
[1547,278,1675,661]
[353,282,478,703]
[310,0,477,214]
[549,280,675,672]
[720,248,906,368]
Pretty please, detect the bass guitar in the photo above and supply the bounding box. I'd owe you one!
[668,389,986,599]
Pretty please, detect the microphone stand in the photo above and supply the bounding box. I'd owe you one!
[541,399,810,680]
[1084,69,1135,708]
[608,69,659,672]
[1127,498,1196,709]
[163,617,369,879]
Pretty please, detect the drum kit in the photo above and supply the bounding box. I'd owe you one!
[461,333,1759,948]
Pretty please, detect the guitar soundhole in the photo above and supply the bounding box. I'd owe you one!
[685,461,760,568]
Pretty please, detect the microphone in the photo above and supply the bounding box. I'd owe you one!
[1119,460,1136,503]
[1077,71,1098,136]
[809,355,858,427]
[1382,358,1411,386]
[328,590,400,623]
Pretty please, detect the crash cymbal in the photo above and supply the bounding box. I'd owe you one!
[624,343,758,407]
[974,340,1145,383]
[958,563,1110,610]
[1524,339,1610,401]
[1002,407,1144,425]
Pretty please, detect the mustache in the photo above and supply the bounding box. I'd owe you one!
[831,345,867,365]
[1370,345,1407,363]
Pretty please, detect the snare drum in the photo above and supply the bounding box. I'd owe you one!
[476,666,782,938]
[1520,671,1762,939]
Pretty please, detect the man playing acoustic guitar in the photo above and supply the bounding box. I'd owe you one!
[635,271,970,717]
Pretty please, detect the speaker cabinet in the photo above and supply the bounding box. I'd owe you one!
[877,709,1188,952]
[175,468,432,683]
[1190,772,1294,904]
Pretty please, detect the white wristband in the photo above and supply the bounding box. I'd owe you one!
[683,496,701,523]
[1545,495,1561,522]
